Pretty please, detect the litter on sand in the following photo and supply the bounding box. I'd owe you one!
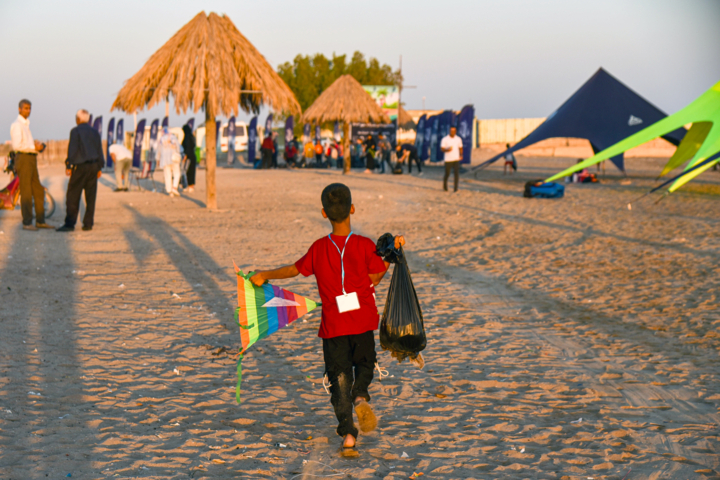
[571,418,583,424]
[401,452,409,458]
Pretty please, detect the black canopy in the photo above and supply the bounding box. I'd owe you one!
[474,68,686,172]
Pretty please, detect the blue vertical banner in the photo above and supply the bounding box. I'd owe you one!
[88,114,93,127]
[285,116,294,144]
[92,116,103,137]
[132,119,146,169]
[436,112,449,161]
[457,105,474,164]
[423,115,434,161]
[227,116,236,165]
[186,118,195,131]
[429,115,439,162]
[148,119,159,165]
[437,110,454,162]
[149,119,160,143]
[315,124,321,142]
[162,116,169,129]
[333,121,340,141]
[303,123,310,143]
[106,118,115,168]
[116,119,124,145]
[248,116,258,166]
[215,119,221,149]
[415,114,426,156]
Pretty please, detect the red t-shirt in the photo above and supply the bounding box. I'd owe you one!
[295,233,387,339]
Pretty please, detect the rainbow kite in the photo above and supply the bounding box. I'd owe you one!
[233,262,319,402]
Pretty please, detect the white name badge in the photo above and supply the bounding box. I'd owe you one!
[336,291,360,313]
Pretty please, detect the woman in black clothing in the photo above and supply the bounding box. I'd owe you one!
[182,124,197,192]
[363,134,376,173]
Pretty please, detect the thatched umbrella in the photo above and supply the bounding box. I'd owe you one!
[112,11,300,209]
[397,105,416,130]
[301,75,388,173]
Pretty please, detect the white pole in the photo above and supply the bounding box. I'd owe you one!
[133,112,137,130]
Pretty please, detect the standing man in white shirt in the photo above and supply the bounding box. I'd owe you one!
[440,126,464,192]
[109,142,133,191]
[10,99,51,230]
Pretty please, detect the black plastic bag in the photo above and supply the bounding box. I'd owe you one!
[376,232,403,264]
[376,235,426,364]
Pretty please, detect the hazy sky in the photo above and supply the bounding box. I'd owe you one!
[1,0,718,140]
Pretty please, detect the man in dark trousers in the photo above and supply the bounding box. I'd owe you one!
[396,142,422,174]
[10,99,51,230]
[57,109,104,232]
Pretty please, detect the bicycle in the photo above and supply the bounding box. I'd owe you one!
[0,155,56,218]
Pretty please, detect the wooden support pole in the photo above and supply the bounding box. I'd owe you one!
[205,109,218,210]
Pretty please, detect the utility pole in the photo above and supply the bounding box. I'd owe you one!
[397,55,416,142]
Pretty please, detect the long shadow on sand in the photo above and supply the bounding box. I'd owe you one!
[425,195,720,260]
[118,205,342,476]
[123,205,230,320]
[0,223,98,478]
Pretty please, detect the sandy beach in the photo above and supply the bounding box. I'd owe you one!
[1,158,719,479]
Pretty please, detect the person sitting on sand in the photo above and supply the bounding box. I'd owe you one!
[572,158,599,183]
[250,183,405,450]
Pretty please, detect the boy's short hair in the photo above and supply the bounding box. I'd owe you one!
[321,183,352,223]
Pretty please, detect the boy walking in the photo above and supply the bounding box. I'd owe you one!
[250,183,404,448]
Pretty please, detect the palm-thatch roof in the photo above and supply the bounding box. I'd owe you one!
[111,11,300,117]
[301,75,389,124]
[397,105,416,129]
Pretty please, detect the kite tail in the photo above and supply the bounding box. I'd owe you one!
[236,353,244,404]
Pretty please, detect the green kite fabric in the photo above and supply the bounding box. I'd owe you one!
[233,262,319,402]
[546,80,720,193]
[659,121,712,178]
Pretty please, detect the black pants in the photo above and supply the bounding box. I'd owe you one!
[15,153,45,225]
[323,330,377,438]
[261,150,273,169]
[64,162,99,229]
[365,153,375,170]
[444,161,460,191]
[186,152,197,186]
[407,153,422,173]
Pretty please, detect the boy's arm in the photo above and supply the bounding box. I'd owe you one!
[369,235,405,286]
[249,264,299,287]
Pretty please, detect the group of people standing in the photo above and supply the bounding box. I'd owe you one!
[256,126,465,193]
[10,100,104,231]
[8,98,201,234]
[107,124,198,196]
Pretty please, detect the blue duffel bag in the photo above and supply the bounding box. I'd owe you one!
[524,180,564,198]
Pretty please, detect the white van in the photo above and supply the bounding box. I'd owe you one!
[220,121,248,153]
[194,121,248,154]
